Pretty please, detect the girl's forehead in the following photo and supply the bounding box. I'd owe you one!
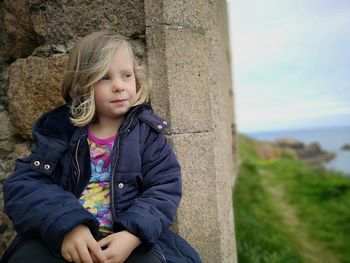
[112,46,133,60]
[114,45,133,58]
[109,46,133,69]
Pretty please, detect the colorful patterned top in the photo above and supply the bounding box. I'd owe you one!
[79,131,116,236]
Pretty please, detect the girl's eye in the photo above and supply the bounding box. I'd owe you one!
[123,72,133,79]
[100,75,110,81]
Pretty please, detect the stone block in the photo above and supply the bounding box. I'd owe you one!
[160,0,183,26]
[144,26,170,122]
[144,0,180,27]
[205,0,237,260]
[182,0,209,31]
[8,54,67,139]
[144,0,208,31]
[146,25,212,133]
[164,27,212,134]
[171,132,222,262]
[32,0,145,45]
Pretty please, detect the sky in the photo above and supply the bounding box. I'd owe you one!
[227,0,350,132]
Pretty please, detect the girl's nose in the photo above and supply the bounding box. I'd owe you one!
[112,78,124,92]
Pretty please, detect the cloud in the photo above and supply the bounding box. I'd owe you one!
[228,0,350,132]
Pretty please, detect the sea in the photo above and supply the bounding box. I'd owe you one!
[247,126,350,176]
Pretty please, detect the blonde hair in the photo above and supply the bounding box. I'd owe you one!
[61,31,150,126]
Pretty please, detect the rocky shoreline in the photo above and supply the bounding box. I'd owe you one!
[252,137,336,169]
[342,144,350,150]
[273,138,335,168]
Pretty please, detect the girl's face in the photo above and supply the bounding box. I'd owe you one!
[94,46,137,123]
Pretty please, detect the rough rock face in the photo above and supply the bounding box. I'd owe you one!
[30,0,145,45]
[0,210,16,256]
[0,111,18,154]
[0,1,6,59]
[2,0,40,60]
[0,111,19,179]
[0,61,9,111]
[0,111,24,256]
[8,55,67,139]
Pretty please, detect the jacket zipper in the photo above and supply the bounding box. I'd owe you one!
[110,137,120,223]
[110,110,138,222]
[74,137,82,184]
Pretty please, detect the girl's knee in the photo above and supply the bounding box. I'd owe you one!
[8,239,67,263]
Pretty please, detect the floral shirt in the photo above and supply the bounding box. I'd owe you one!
[79,131,116,236]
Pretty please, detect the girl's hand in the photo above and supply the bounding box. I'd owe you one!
[98,231,141,263]
[61,224,107,263]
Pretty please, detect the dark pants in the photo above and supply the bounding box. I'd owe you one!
[7,239,164,263]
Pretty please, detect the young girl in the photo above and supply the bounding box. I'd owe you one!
[1,31,201,263]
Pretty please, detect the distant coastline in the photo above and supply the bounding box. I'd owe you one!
[245,125,350,176]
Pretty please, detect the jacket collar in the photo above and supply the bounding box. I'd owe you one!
[32,103,168,144]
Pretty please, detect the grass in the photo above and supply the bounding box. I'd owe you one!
[234,134,350,263]
[261,159,350,262]
[234,159,303,263]
[234,135,303,263]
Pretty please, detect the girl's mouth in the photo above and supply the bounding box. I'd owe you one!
[111,99,127,103]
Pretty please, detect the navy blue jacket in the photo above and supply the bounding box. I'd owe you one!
[1,104,201,263]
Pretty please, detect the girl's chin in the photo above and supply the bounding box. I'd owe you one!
[110,107,131,117]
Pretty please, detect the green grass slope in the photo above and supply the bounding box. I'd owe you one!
[234,134,350,263]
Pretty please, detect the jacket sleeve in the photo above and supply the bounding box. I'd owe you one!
[115,129,182,244]
[3,134,99,256]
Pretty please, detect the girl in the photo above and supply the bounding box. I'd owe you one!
[1,31,201,263]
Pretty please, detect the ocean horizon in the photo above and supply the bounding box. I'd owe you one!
[245,125,350,176]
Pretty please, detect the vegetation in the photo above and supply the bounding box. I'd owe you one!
[234,134,350,263]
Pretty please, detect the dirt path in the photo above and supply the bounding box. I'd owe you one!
[260,171,339,263]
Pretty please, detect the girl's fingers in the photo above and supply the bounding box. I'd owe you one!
[62,251,73,262]
[98,235,112,249]
[90,252,100,263]
[97,236,114,261]
[101,247,113,260]
[77,243,93,263]
[88,239,107,263]
[70,248,81,263]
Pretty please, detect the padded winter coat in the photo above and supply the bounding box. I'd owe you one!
[1,104,201,263]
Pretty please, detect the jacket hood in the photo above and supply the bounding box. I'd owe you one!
[33,104,76,143]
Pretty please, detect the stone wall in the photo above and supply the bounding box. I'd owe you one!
[144,1,237,262]
[0,1,237,262]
